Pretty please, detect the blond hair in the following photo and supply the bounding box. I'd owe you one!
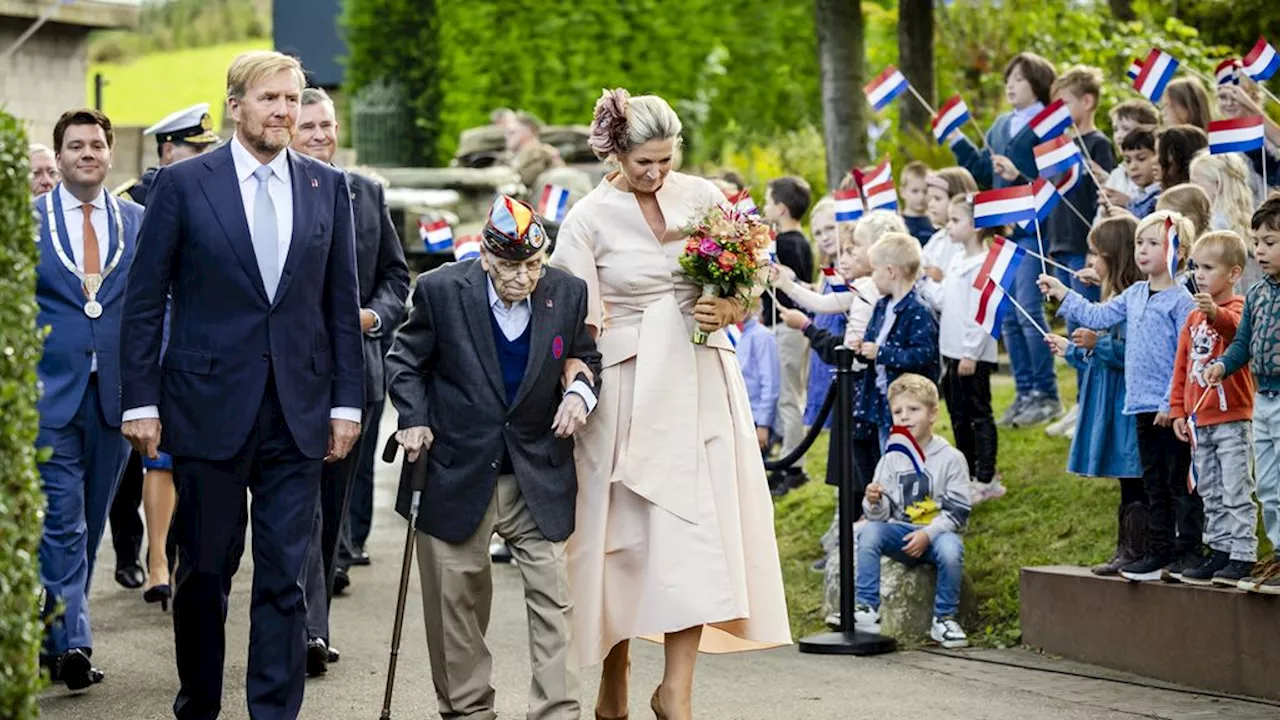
[854,210,908,247]
[626,95,682,150]
[1136,210,1197,273]
[1192,230,1248,270]
[1156,184,1211,239]
[227,51,306,101]
[869,232,922,279]
[888,373,940,409]
[1051,64,1104,101]
[1189,153,1254,240]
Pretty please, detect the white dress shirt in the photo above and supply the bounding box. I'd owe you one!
[487,277,596,414]
[57,184,112,372]
[122,136,361,425]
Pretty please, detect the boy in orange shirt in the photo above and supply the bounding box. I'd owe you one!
[1170,231,1259,585]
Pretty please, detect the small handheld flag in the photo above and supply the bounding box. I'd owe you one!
[1017,178,1062,230]
[537,184,571,223]
[1243,36,1280,81]
[1126,57,1145,81]
[973,186,1036,229]
[726,322,743,348]
[861,156,893,190]
[834,188,865,223]
[453,234,482,261]
[731,190,758,216]
[1187,413,1200,493]
[972,235,1027,292]
[885,426,928,477]
[1054,164,1082,197]
[1133,48,1180,103]
[1034,135,1084,178]
[1209,117,1266,155]
[420,218,453,253]
[863,180,899,213]
[1030,99,1073,141]
[822,267,850,293]
[975,278,1011,340]
[932,95,971,144]
[1216,58,1241,86]
[1164,217,1181,278]
[864,66,910,112]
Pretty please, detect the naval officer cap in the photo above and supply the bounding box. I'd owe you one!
[144,103,220,146]
[482,195,548,261]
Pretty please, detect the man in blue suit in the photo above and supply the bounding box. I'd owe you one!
[35,108,139,691]
[120,51,364,720]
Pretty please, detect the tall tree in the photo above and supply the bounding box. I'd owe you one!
[898,0,935,133]
[815,0,867,190]
[1108,0,1135,21]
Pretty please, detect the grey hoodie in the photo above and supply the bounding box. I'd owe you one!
[863,434,972,541]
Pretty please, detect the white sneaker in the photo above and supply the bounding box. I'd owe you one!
[853,603,880,633]
[1045,404,1079,437]
[970,477,1007,505]
[930,615,969,649]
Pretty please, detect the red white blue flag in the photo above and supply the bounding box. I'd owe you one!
[453,234,482,261]
[975,277,1011,340]
[420,218,453,253]
[885,425,927,477]
[726,322,743,348]
[1243,36,1280,81]
[1187,413,1200,493]
[1030,99,1073,141]
[1126,57,1145,81]
[1054,164,1082,197]
[1164,216,1181,278]
[822,266,850,293]
[834,188,864,223]
[972,235,1027,292]
[1034,135,1084,178]
[731,190,758,216]
[932,95,971,144]
[973,186,1036,229]
[1216,58,1241,86]
[1017,178,1062,230]
[1209,116,1266,155]
[1133,48,1180,103]
[537,184,571,223]
[863,180,899,213]
[859,156,893,191]
[864,66,910,112]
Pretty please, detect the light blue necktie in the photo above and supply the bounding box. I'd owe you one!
[252,165,279,300]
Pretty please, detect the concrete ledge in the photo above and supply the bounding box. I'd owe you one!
[1021,565,1280,701]
[0,0,139,30]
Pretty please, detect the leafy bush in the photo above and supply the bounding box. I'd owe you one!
[0,111,49,720]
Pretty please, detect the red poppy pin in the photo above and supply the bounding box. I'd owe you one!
[552,335,564,359]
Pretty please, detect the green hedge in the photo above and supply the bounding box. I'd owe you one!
[0,111,49,719]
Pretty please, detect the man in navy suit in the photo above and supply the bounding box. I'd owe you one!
[120,51,364,720]
[34,108,139,691]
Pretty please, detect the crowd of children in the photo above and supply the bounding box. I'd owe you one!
[723,48,1280,649]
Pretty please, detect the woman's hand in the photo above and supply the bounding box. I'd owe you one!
[1037,273,1068,301]
[694,295,742,333]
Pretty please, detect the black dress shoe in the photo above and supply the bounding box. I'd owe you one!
[58,648,102,691]
[327,645,340,663]
[489,540,514,564]
[306,638,329,677]
[114,563,145,590]
[333,567,351,595]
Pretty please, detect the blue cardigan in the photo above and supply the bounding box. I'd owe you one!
[855,290,940,427]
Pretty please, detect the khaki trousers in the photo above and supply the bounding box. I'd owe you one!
[416,474,579,720]
[775,323,811,467]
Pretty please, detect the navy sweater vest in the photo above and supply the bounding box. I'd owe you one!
[490,312,531,474]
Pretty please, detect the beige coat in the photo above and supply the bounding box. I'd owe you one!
[552,171,791,667]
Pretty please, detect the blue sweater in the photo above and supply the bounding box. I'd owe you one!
[1058,281,1195,415]
[737,318,780,429]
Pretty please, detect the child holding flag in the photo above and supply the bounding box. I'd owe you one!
[920,168,980,304]
[900,161,936,246]
[1039,211,1199,582]
[950,52,1063,428]
[855,374,973,649]
[1168,231,1259,585]
[1045,216,1145,575]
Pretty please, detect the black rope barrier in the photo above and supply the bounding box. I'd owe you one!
[763,381,836,472]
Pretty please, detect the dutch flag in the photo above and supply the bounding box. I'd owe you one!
[885,426,928,477]
[1209,116,1266,155]
[864,65,910,112]
[1243,36,1280,81]
[863,180,899,213]
[453,234,482,261]
[726,322,743,348]
[1126,57,1145,81]
[974,277,1011,340]
[1054,164,1082,196]
[1164,216,1181,278]
[972,235,1027,293]
[1216,58,1241,86]
[834,188,864,223]
[1034,135,1084,179]
[538,184,571,223]
[420,218,453,253]
[822,267,850,293]
[1030,99,1073,141]
[1187,413,1200,493]
[973,186,1036,229]
[861,156,893,190]
[1016,178,1061,230]
[932,95,971,144]
[732,190,758,216]
[1133,48,1180,103]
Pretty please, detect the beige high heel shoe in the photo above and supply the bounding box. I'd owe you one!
[650,686,667,720]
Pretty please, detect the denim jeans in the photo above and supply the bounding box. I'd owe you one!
[1053,252,1099,393]
[855,520,964,617]
[1254,391,1280,550]
[1002,238,1058,398]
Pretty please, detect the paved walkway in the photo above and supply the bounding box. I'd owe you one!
[38,410,1280,719]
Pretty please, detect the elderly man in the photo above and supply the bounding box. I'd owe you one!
[28,143,59,196]
[386,196,600,720]
[290,86,409,676]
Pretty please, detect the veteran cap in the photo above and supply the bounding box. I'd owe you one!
[482,195,548,261]
[143,103,220,146]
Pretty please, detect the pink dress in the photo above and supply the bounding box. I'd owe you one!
[551,171,791,667]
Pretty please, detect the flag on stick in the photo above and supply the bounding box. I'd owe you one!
[972,235,1027,292]
[537,184,571,222]
[1164,216,1181,279]
[863,180,899,213]
[1133,48,1180,102]
[975,277,1011,340]
[420,218,453,253]
[822,267,850,293]
[1030,99,1073,141]
[1208,116,1266,155]
[453,234,482,261]
[1034,135,1084,178]
[1126,57,1145,81]
[973,186,1036,229]
[1243,37,1280,81]
[932,95,971,144]
[865,66,910,111]
[1216,58,1241,86]
[834,188,864,223]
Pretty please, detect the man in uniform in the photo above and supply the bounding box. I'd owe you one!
[107,103,219,592]
[290,87,410,676]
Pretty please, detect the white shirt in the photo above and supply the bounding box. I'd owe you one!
[56,184,112,372]
[926,248,998,363]
[486,277,597,414]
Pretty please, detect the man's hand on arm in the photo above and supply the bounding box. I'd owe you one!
[122,417,163,459]
[552,393,587,438]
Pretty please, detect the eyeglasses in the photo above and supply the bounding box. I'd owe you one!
[492,258,547,279]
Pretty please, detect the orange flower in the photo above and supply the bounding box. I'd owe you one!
[718,250,738,270]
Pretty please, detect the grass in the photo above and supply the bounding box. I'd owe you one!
[774,366,1123,648]
[87,41,269,130]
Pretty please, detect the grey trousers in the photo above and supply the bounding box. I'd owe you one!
[775,323,811,468]
[1194,420,1259,562]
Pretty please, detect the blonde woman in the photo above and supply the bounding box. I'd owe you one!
[552,89,790,720]
[1190,153,1264,289]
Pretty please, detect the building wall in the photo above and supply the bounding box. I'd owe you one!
[0,18,92,148]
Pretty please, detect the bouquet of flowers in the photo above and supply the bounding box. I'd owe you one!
[678,202,775,344]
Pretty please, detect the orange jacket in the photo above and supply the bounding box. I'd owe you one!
[1169,295,1255,425]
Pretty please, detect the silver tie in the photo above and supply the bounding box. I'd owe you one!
[252,165,279,300]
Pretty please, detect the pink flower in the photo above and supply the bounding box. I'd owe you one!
[699,238,723,257]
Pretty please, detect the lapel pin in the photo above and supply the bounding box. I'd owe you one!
[311,178,319,188]
[546,298,554,308]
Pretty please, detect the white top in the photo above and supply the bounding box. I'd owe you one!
[921,247,998,363]
[775,273,879,369]
[1098,166,1143,222]
[230,134,294,280]
[919,228,960,304]
[56,183,113,372]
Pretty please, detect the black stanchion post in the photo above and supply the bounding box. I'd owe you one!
[798,345,897,656]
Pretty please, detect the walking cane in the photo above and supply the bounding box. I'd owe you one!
[378,435,428,720]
